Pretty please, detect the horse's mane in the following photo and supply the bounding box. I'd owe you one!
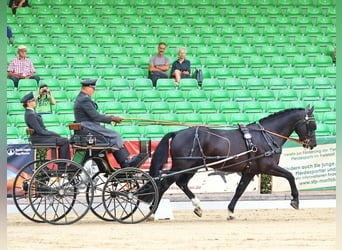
[258,108,305,123]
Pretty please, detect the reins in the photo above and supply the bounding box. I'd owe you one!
[119,117,308,147]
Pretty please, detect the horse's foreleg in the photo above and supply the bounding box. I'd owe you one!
[266,165,299,209]
[176,174,202,217]
[227,172,255,220]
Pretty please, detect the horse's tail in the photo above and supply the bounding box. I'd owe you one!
[149,132,176,177]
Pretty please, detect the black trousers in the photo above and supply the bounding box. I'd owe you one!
[31,136,70,160]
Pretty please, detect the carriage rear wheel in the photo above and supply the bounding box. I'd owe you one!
[28,159,94,225]
[86,172,115,221]
[12,159,49,223]
[102,167,159,224]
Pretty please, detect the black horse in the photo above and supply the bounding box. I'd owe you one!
[147,106,317,219]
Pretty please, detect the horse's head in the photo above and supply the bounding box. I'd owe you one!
[294,105,317,149]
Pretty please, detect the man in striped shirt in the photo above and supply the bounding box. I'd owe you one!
[7,45,40,89]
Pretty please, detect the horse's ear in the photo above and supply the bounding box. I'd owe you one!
[306,104,314,114]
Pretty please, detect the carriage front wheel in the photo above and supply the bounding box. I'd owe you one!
[28,159,94,225]
[102,167,159,224]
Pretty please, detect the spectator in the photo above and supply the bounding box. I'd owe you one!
[7,26,14,45]
[7,45,40,89]
[35,84,56,114]
[148,42,170,87]
[9,0,30,15]
[21,92,70,161]
[171,47,191,86]
[74,79,148,168]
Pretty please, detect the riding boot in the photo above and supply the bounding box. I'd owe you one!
[113,147,149,168]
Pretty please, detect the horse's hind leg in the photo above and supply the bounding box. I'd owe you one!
[176,174,203,217]
[227,172,255,220]
[265,165,299,209]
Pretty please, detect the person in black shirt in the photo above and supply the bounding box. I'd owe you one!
[171,47,191,86]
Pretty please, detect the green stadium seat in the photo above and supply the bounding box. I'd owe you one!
[72,57,91,68]
[149,101,170,113]
[124,68,145,80]
[303,45,323,57]
[323,89,336,101]
[228,113,250,125]
[215,0,234,8]
[186,89,208,102]
[132,78,153,90]
[173,101,194,113]
[116,57,136,68]
[300,88,320,101]
[255,89,276,101]
[293,36,312,47]
[277,89,298,101]
[108,46,128,58]
[126,102,148,114]
[41,114,60,126]
[292,55,311,68]
[270,56,289,68]
[185,56,201,68]
[78,36,97,48]
[28,26,47,38]
[77,7,96,16]
[265,101,286,113]
[62,46,83,58]
[247,56,267,68]
[315,123,331,137]
[243,101,263,113]
[246,78,266,90]
[230,36,248,48]
[314,56,333,67]
[92,90,115,102]
[257,67,278,79]
[323,66,336,78]
[108,77,130,90]
[56,7,76,18]
[55,68,77,79]
[220,26,239,38]
[7,79,15,91]
[156,79,176,90]
[180,112,202,124]
[271,35,291,47]
[283,100,306,109]
[279,67,300,79]
[239,46,258,58]
[40,79,61,90]
[261,46,280,57]
[205,113,227,125]
[91,27,111,38]
[315,36,333,47]
[201,78,221,90]
[310,100,331,112]
[54,102,74,114]
[204,57,223,68]
[195,101,217,113]
[233,89,253,102]
[223,78,244,90]
[57,36,76,48]
[48,56,69,68]
[191,16,210,28]
[8,102,25,115]
[117,90,139,102]
[143,125,165,139]
[289,78,310,89]
[7,127,20,139]
[313,77,332,89]
[163,90,185,102]
[235,68,256,79]
[78,68,99,79]
[179,79,199,90]
[219,102,240,113]
[18,79,38,91]
[120,125,141,139]
[225,56,245,68]
[27,56,46,68]
[322,112,336,124]
[94,56,113,69]
[140,90,162,102]
[61,78,81,90]
[51,90,69,102]
[102,102,124,114]
[30,0,49,7]
[186,36,205,48]
[302,67,322,78]
[7,91,20,103]
[209,89,230,102]
[70,26,90,38]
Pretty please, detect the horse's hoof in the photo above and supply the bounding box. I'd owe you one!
[194,207,202,217]
[227,210,234,220]
[290,200,299,209]
[146,214,155,222]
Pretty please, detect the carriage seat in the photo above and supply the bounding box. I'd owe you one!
[68,123,112,147]
[26,128,58,148]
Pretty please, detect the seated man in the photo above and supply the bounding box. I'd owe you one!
[171,47,191,86]
[7,45,40,89]
[21,92,70,160]
[148,42,170,87]
[73,79,148,168]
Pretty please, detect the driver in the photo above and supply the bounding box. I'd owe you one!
[73,79,148,168]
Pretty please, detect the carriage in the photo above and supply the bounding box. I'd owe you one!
[12,106,317,224]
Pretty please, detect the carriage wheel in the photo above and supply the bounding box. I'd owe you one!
[28,159,94,225]
[12,159,49,223]
[102,167,159,224]
[86,172,115,221]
